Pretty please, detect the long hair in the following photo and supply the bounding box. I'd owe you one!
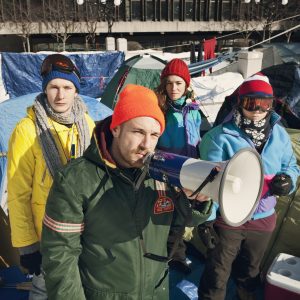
[155,77,196,114]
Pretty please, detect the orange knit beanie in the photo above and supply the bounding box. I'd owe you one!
[110,84,165,134]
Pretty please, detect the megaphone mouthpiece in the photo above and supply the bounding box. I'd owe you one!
[226,175,242,194]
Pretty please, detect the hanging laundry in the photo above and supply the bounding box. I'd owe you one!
[201,37,217,76]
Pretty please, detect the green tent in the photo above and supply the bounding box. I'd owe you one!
[261,128,300,274]
[101,54,167,109]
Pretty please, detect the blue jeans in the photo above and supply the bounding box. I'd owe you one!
[29,273,47,300]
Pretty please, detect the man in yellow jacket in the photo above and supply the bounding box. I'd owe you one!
[7,54,95,300]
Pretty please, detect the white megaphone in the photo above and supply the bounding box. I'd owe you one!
[144,148,263,227]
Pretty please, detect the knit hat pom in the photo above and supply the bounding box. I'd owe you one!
[161,58,191,86]
[239,74,273,98]
[110,84,165,134]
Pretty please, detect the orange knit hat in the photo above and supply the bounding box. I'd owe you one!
[110,84,165,134]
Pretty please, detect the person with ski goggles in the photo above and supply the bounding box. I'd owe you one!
[198,74,299,300]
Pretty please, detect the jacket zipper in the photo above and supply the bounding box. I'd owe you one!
[135,189,145,300]
[119,171,145,299]
[41,168,47,185]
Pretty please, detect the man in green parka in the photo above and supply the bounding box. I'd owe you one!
[41,84,213,300]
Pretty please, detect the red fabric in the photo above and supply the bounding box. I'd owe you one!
[110,84,165,133]
[203,37,216,61]
[202,37,216,75]
[160,58,191,86]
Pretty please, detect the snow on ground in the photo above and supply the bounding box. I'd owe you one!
[192,72,244,124]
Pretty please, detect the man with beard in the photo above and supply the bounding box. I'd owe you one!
[41,84,213,300]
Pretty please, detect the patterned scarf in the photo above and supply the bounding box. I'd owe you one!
[233,109,271,152]
[34,93,91,177]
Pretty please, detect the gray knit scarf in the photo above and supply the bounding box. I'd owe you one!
[34,93,91,177]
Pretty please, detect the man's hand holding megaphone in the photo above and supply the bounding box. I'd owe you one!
[182,188,210,202]
[144,149,264,227]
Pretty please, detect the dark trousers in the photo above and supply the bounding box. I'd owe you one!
[199,227,273,300]
[167,228,186,262]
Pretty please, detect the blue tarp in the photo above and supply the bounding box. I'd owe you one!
[1,52,125,99]
[0,266,29,300]
[0,93,112,210]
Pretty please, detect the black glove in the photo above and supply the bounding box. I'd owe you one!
[269,174,292,196]
[197,221,219,250]
[20,251,42,275]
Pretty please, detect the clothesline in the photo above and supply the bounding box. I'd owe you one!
[150,13,300,51]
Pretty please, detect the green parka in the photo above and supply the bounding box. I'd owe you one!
[41,117,212,300]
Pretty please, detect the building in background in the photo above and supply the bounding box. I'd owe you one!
[0,0,298,52]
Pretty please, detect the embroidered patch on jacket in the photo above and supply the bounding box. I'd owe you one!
[154,196,174,214]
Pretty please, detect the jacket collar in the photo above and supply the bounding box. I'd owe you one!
[95,116,117,168]
[83,116,117,169]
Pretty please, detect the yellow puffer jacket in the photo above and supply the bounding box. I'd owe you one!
[7,106,95,248]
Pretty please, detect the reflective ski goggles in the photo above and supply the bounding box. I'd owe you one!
[240,97,273,112]
[41,54,80,79]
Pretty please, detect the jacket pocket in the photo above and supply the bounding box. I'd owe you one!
[32,167,52,205]
[152,268,169,300]
[80,246,116,269]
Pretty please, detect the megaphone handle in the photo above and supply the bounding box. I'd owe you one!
[190,166,220,198]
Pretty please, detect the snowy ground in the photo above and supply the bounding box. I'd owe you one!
[192,72,243,124]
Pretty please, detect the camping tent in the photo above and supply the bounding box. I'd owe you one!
[261,127,300,274]
[0,93,112,214]
[214,63,300,128]
[101,54,167,109]
[101,53,234,110]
